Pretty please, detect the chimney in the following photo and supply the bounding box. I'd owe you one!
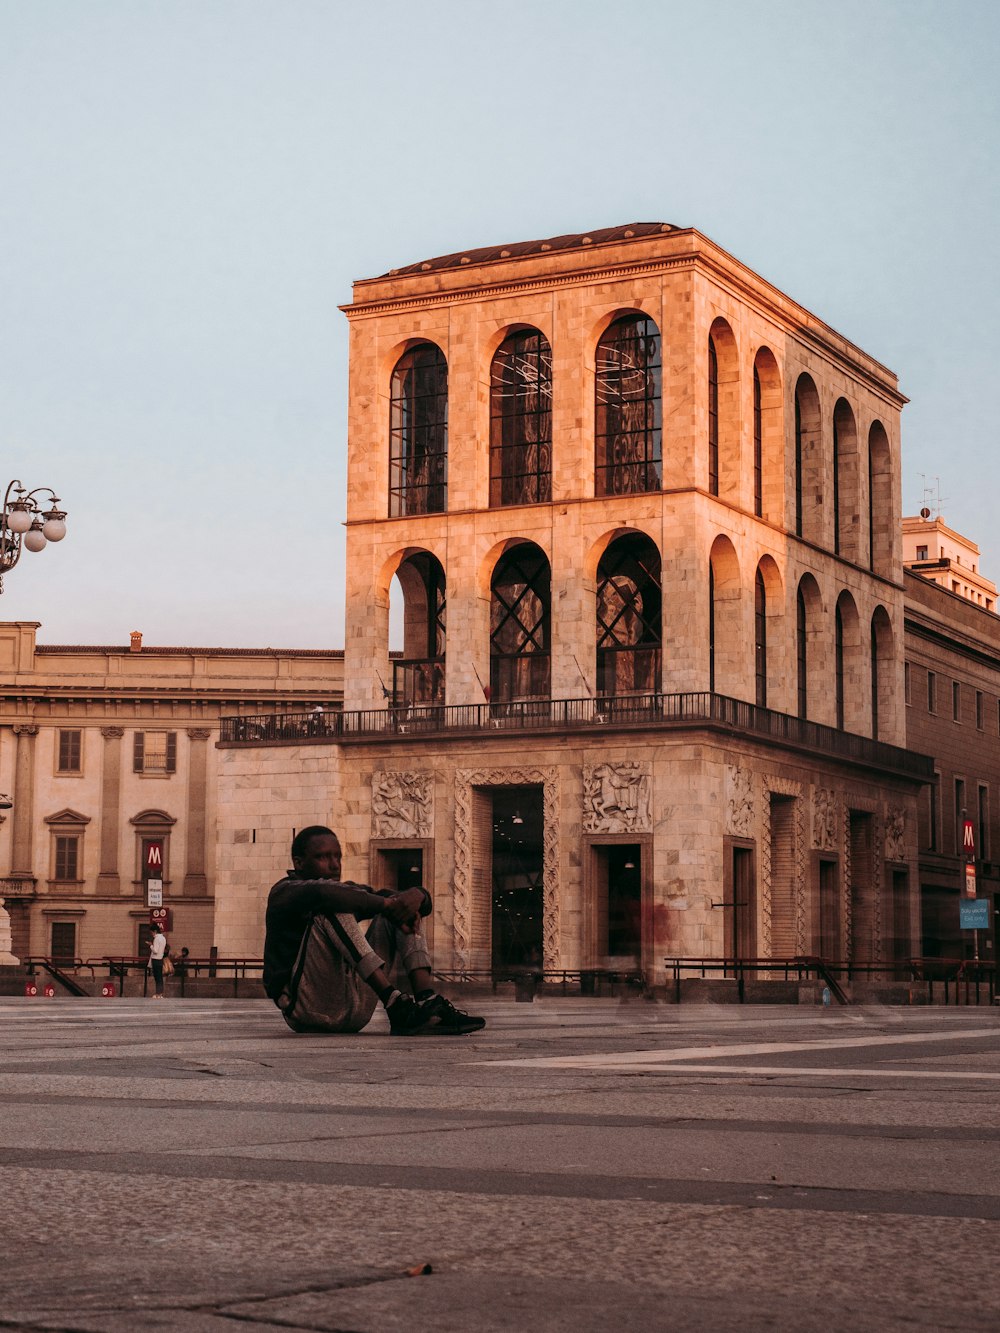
[130,630,142,654]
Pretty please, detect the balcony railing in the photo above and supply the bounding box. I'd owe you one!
[0,877,37,898]
[220,691,933,779]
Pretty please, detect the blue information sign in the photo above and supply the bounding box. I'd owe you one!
[959,899,989,930]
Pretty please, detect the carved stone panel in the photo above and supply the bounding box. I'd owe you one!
[372,770,432,839]
[884,807,906,862]
[812,786,838,851]
[726,766,754,837]
[582,762,651,833]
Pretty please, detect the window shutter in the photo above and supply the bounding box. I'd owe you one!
[166,732,177,773]
[133,732,144,772]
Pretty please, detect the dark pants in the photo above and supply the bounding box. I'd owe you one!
[150,959,165,996]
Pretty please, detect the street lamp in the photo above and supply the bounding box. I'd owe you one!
[0,479,68,593]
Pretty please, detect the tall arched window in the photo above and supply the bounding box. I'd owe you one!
[596,533,662,697]
[490,544,551,702]
[754,567,767,707]
[489,329,552,507]
[835,601,845,730]
[753,366,763,517]
[796,585,808,719]
[389,343,448,516]
[708,337,719,496]
[870,617,879,739]
[595,314,662,496]
[392,552,446,706]
[708,562,716,693]
[794,392,803,538]
[832,415,841,556]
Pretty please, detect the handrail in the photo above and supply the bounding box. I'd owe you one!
[219,692,933,779]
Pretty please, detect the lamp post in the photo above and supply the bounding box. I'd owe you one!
[0,479,68,593]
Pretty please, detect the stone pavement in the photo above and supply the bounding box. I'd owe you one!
[1,996,999,1332]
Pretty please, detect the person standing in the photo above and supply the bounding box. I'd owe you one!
[148,923,167,999]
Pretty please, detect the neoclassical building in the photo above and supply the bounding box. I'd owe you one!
[214,223,933,986]
[0,623,343,964]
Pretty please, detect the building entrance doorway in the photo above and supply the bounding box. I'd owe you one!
[491,786,544,969]
[592,844,642,966]
[377,848,425,894]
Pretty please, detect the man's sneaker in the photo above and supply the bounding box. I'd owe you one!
[387,994,429,1036]
[388,992,486,1036]
[418,994,486,1035]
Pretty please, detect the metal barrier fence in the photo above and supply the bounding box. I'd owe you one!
[663,956,998,1006]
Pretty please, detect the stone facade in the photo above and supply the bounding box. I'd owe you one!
[215,223,930,985]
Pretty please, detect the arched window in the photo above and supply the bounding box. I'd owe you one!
[490,329,552,507]
[490,543,550,702]
[389,343,448,516]
[869,421,893,576]
[832,415,841,556]
[596,533,661,697]
[835,600,845,730]
[796,585,808,719]
[708,337,719,496]
[870,617,879,739]
[709,562,715,693]
[595,314,662,496]
[753,366,763,517]
[794,375,822,543]
[392,552,446,706]
[794,392,803,538]
[755,567,767,707]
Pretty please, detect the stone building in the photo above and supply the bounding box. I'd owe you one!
[903,513,997,612]
[0,622,342,964]
[214,222,933,987]
[905,564,1000,963]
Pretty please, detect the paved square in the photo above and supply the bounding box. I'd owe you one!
[2,997,998,1331]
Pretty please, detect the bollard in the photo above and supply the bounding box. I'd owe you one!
[24,980,38,997]
[101,981,117,998]
[42,983,56,998]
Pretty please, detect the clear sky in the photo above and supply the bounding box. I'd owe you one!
[1,0,997,648]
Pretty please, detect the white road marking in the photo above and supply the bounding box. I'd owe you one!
[485,1027,999,1069]
[489,1062,1000,1079]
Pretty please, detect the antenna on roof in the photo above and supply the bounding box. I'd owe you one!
[918,475,947,521]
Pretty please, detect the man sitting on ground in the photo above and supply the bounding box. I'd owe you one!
[263,825,485,1036]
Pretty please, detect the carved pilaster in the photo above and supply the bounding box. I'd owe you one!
[98,726,125,892]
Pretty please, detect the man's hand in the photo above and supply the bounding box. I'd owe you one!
[380,888,426,933]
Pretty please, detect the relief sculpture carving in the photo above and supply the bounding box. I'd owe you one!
[372,770,432,839]
[812,787,838,850]
[884,807,906,862]
[726,766,754,837]
[582,762,651,833]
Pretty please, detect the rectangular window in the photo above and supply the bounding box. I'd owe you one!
[952,681,961,721]
[54,835,79,881]
[916,545,928,560]
[57,729,82,773]
[134,731,177,774]
[904,662,911,705]
[927,671,936,713]
[955,778,966,855]
[927,775,939,853]
[978,784,990,860]
[977,690,984,730]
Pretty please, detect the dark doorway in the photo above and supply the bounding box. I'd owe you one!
[818,858,840,958]
[491,786,544,968]
[726,844,756,961]
[848,812,875,961]
[591,844,642,964]
[50,921,76,965]
[890,869,911,972]
[379,848,425,893]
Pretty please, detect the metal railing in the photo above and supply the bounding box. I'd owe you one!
[220,691,933,778]
[664,955,998,1006]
